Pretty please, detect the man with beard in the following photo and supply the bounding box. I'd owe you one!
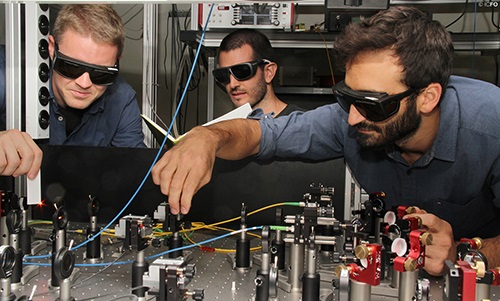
[214,29,303,117]
[152,6,500,276]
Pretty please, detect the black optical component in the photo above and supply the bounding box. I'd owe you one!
[53,43,119,86]
[333,81,417,122]
[212,59,270,85]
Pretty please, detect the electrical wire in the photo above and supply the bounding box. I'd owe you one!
[26,200,297,262]
[491,6,500,29]
[24,225,263,267]
[145,226,263,261]
[315,26,336,86]
[494,54,499,86]
[445,0,470,29]
[187,201,300,231]
[168,201,300,252]
[71,249,130,289]
[183,223,262,253]
[122,6,144,26]
[472,0,478,78]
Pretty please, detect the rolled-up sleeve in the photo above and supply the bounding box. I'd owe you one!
[256,104,348,161]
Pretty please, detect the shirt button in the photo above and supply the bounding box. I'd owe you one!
[407,169,412,175]
[58,116,64,121]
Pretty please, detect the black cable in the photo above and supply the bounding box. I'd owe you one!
[120,4,139,20]
[71,249,129,289]
[184,8,192,30]
[122,6,143,26]
[445,0,469,29]
[494,54,499,86]
[187,47,201,91]
[491,6,500,29]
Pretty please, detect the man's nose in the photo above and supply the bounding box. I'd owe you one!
[347,104,366,126]
[74,72,93,88]
[227,73,241,88]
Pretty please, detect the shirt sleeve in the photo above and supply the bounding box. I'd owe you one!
[111,86,146,148]
[256,103,348,161]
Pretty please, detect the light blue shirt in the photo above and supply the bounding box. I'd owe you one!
[255,76,500,240]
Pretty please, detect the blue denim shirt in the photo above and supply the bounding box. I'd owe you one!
[49,76,145,148]
[256,76,500,240]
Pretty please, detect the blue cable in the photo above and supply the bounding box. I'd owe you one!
[24,3,216,261]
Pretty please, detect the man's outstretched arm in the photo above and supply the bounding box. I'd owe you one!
[151,118,262,215]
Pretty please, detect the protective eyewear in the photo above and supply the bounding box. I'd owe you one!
[333,81,417,122]
[212,60,270,85]
[53,43,119,86]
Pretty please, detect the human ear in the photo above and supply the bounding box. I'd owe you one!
[48,35,55,59]
[264,62,277,84]
[419,82,442,114]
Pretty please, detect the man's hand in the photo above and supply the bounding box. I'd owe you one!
[405,209,456,276]
[0,129,42,179]
[151,127,218,215]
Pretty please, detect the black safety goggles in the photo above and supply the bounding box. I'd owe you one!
[212,60,270,85]
[333,81,417,122]
[53,43,119,86]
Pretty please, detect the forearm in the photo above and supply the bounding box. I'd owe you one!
[480,235,500,269]
[201,118,261,160]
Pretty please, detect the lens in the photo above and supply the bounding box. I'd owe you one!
[355,101,386,122]
[212,61,259,84]
[230,63,253,80]
[334,81,415,122]
[88,69,119,85]
[334,93,352,114]
[212,68,230,84]
[54,54,118,86]
[54,57,85,79]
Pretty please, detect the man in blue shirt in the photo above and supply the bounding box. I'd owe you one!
[152,6,500,276]
[0,4,144,179]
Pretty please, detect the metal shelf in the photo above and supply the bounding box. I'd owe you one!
[274,87,333,95]
[182,30,500,51]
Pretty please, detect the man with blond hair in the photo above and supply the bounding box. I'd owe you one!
[0,4,144,179]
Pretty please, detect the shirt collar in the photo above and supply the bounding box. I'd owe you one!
[431,85,459,162]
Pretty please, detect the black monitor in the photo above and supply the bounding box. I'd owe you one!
[324,0,389,32]
[33,145,347,228]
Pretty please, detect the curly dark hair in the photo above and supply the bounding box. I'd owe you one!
[333,6,454,91]
[218,29,274,63]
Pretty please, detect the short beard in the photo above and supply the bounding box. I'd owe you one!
[355,98,421,150]
[249,73,268,108]
[228,73,268,108]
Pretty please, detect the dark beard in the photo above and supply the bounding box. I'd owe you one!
[228,73,267,108]
[356,99,421,150]
[250,74,268,108]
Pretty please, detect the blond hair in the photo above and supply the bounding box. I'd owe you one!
[52,4,125,59]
